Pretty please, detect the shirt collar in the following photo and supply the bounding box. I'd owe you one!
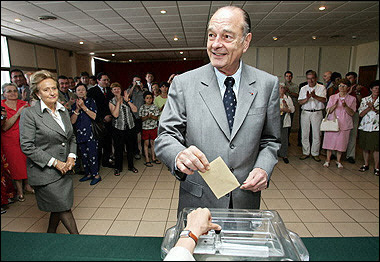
[40,99,65,113]
[214,60,242,90]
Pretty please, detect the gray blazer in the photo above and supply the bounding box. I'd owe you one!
[155,62,281,211]
[19,100,76,186]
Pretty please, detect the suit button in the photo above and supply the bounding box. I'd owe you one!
[230,168,234,172]
[61,143,65,146]
[230,144,235,149]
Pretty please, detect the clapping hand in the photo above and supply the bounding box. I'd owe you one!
[76,98,84,109]
[123,90,130,102]
[310,90,317,98]
[306,91,312,100]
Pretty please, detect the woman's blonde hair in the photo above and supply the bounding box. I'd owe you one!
[30,70,57,100]
[110,82,121,89]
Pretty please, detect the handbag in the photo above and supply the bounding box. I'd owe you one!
[91,119,106,140]
[320,109,339,132]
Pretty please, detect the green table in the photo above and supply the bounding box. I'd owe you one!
[1,231,379,261]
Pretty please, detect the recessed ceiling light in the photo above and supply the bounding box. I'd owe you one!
[273,36,278,41]
[312,36,317,40]
[352,35,357,39]
[174,37,179,41]
[183,58,187,61]
[38,15,57,21]
[14,18,22,22]
[180,51,183,55]
[79,41,84,45]
[129,59,132,62]
[90,52,95,55]
[160,10,167,14]
[112,54,115,56]
[319,6,326,11]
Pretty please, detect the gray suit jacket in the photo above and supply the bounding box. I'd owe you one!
[19,100,77,186]
[155,62,281,211]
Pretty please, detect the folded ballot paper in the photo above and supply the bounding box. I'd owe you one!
[199,156,240,199]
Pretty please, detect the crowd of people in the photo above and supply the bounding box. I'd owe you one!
[278,69,379,176]
[0,68,175,216]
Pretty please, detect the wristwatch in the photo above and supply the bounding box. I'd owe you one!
[180,230,198,244]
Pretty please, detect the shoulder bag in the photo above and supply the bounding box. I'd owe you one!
[320,109,339,132]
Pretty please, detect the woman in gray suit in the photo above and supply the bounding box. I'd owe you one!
[19,70,79,234]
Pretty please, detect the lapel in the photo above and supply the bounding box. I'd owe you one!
[230,63,257,141]
[35,100,67,138]
[199,64,231,140]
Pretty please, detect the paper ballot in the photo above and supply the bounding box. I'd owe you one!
[199,156,240,199]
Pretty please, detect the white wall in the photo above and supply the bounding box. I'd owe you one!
[242,41,379,85]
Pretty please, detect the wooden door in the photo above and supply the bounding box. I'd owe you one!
[358,65,378,88]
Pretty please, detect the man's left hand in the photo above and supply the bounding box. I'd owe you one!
[240,168,268,192]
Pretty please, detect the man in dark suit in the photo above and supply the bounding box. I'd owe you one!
[10,69,31,102]
[87,72,114,168]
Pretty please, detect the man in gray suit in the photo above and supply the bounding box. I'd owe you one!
[155,6,281,213]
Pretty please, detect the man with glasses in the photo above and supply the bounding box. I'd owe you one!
[298,71,327,161]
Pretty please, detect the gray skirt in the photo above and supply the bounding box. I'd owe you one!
[32,175,74,212]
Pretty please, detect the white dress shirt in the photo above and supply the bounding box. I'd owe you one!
[164,246,195,261]
[40,100,76,166]
[298,83,326,110]
[214,60,243,100]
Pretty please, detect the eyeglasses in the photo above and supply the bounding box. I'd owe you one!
[338,84,347,88]
[5,89,18,93]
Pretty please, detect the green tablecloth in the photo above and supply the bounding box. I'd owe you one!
[1,231,379,261]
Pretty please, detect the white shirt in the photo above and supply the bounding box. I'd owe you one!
[214,60,242,100]
[298,83,326,110]
[280,94,295,128]
[40,100,76,166]
[164,246,195,261]
[147,82,152,92]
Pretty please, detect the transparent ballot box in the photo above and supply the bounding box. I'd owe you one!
[161,208,309,261]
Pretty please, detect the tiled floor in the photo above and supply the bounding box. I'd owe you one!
[1,133,379,237]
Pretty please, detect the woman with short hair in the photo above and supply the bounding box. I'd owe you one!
[71,83,101,185]
[322,78,356,169]
[1,82,33,202]
[19,70,79,234]
[358,80,379,176]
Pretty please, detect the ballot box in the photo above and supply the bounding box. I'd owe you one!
[161,208,309,261]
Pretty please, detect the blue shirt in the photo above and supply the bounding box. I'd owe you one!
[71,97,97,143]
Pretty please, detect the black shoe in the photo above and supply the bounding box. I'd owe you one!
[1,207,6,215]
[347,157,355,164]
[375,169,379,176]
[128,167,139,173]
[114,169,121,176]
[312,155,321,162]
[359,165,369,172]
[299,155,310,160]
[102,163,115,168]
[283,158,289,164]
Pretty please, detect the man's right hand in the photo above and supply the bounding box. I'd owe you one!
[176,145,210,175]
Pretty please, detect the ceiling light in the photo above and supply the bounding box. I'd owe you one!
[173,37,179,41]
[112,54,115,56]
[79,41,84,45]
[129,59,132,62]
[14,18,22,22]
[38,15,57,21]
[312,36,317,40]
[90,52,95,55]
[180,51,184,55]
[273,36,278,41]
[319,6,326,11]
[352,35,357,39]
[160,10,167,14]
[183,58,187,61]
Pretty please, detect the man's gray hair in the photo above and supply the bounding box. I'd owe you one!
[1,82,17,94]
[211,6,251,37]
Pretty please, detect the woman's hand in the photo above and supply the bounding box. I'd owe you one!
[185,208,221,238]
[16,104,29,117]
[77,98,84,109]
[65,157,76,171]
[55,160,67,174]
[123,91,130,102]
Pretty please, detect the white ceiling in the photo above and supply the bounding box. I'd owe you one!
[1,1,379,62]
